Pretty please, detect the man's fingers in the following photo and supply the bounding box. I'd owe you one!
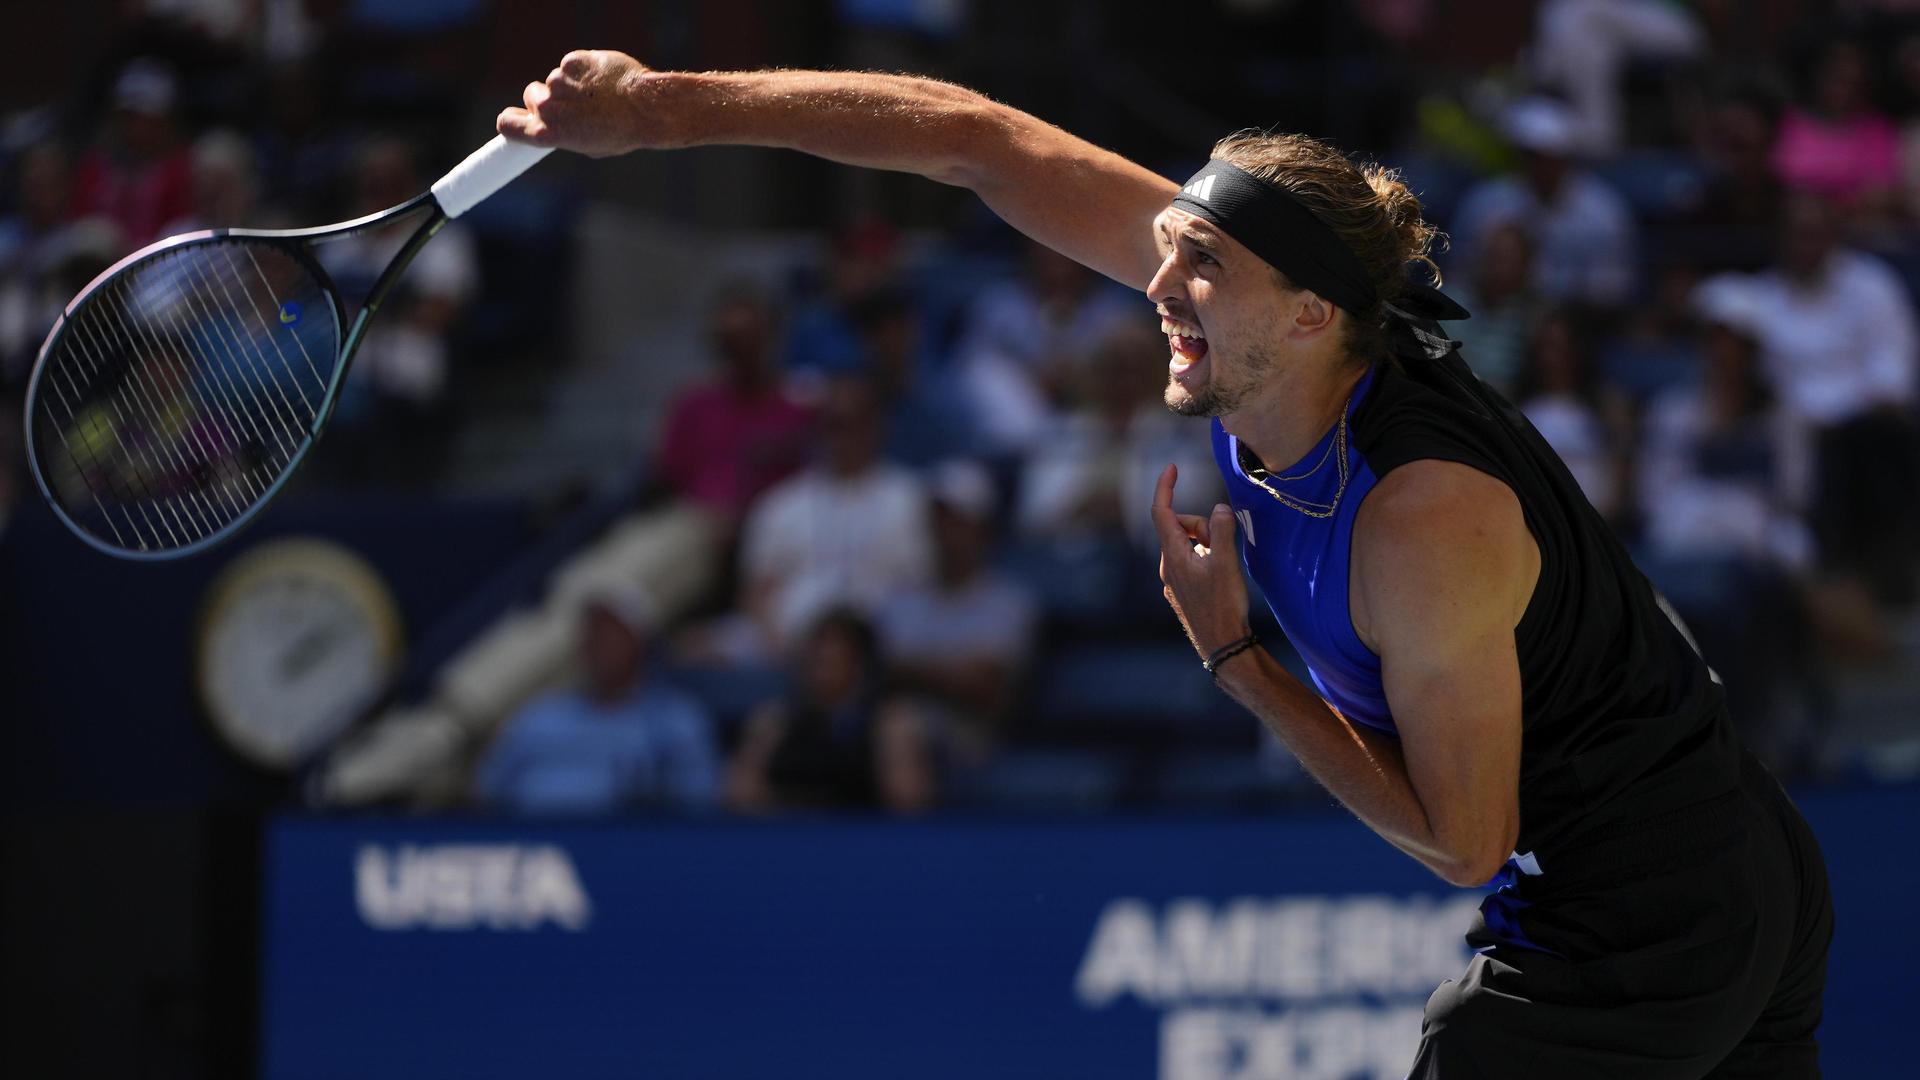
[1149,510,1190,557]
[523,80,551,110]
[1149,463,1203,556]
[496,107,548,142]
[1152,462,1178,512]
[1176,513,1210,546]
[1209,503,1238,554]
[1211,503,1236,540]
[1150,503,1188,555]
[560,50,594,77]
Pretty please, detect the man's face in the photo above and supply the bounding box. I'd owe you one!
[581,606,645,696]
[818,377,881,473]
[710,297,773,377]
[1520,149,1568,198]
[800,622,866,705]
[931,502,987,579]
[1146,206,1299,418]
[1779,196,1838,280]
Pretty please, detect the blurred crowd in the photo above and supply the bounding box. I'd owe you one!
[0,1,500,522]
[6,1,1920,816]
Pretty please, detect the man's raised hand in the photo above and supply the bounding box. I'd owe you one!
[1150,463,1252,658]
[498,50,669,157]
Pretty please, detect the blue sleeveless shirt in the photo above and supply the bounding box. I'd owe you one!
[1210,365,1397,735]
[1207,346,1743,957]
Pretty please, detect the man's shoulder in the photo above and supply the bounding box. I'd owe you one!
[1359,458,1520,533]
[1352,358,1505,453]
[1351,459,1535,632]
[1566,170,1632,216]
[1644,384,1706,437]
[506,691,589,732]
[1351,367,1530,556]
[1832,248,1910,298]
[638,682,712,726]
[757,465,832,508]
[975,570,1037,612]
[746,472,809,525]
[860,462,931,503]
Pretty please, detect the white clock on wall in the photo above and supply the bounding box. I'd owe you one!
[195,539,404,770]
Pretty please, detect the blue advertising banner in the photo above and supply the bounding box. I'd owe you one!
[261,786,1915,1079]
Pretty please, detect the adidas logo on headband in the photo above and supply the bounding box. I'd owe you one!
[1182,174,1217,202]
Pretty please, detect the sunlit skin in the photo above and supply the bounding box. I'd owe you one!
[499,49,1533,885]
[1143,203,1531,886]
[1145,206,1367,475]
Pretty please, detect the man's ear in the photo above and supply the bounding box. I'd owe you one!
[1289,290,1338,339]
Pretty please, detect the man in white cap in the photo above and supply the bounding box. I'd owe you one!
[73,58,194,247]
[475,582,720,816]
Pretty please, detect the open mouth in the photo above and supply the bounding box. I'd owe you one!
[1161,315,1208,374]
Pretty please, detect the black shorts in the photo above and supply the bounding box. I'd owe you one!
[1410,751,1834,1079]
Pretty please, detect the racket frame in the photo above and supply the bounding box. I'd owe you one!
[23,193,446,560]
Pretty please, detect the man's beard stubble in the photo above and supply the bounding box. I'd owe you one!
[1164,378,1225,417]
[1163,340,1274,419]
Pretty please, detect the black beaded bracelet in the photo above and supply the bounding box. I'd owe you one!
[1202,633,1259,678]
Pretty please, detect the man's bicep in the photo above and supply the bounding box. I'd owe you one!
[1380,624,1524,880]
[970,125,1175,289]
[1358,463,1535,879]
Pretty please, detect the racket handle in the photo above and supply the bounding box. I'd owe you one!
[430,135,554,219]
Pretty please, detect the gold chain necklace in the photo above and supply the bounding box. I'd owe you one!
[1241,393,1355,519]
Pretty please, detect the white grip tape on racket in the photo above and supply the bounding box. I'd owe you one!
[431,136,554,219]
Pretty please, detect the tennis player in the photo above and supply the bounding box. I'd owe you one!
[500,52,1833,1077]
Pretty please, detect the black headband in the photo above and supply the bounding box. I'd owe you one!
[1170,159,1380,315]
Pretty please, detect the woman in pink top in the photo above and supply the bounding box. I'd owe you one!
[1771,39,1899,213]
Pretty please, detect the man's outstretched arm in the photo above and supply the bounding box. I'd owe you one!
[497,50,1176,289]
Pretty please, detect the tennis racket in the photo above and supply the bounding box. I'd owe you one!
[22,134,551,560]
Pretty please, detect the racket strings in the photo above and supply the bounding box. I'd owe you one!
[31,239,339,552]
[68,265,274,541]
[98,278,270,502]
[239,245,328,395]
[48,306,211,546]
[81,282,247,526]
[168,255,309,453]
[184,252,311,430]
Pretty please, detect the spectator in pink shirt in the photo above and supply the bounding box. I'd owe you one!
[653,284,815,526]
[1771,38,1899,214]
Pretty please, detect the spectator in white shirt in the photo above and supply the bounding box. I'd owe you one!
[320,136,480,407]
[1746,194,1916,427]
[1450,97,1638,308]
[879,459,1038,762]
[1009,324,1223,627]
[313,135,479,488]
[1746,194,1920,602]
[734,373,934,657]
[1018,324,1222,554]
[1641,275,1813,569]
[1635,276,1823,773]
[953,240,1139,455]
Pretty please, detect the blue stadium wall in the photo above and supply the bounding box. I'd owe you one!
[261,786,1913,1080]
